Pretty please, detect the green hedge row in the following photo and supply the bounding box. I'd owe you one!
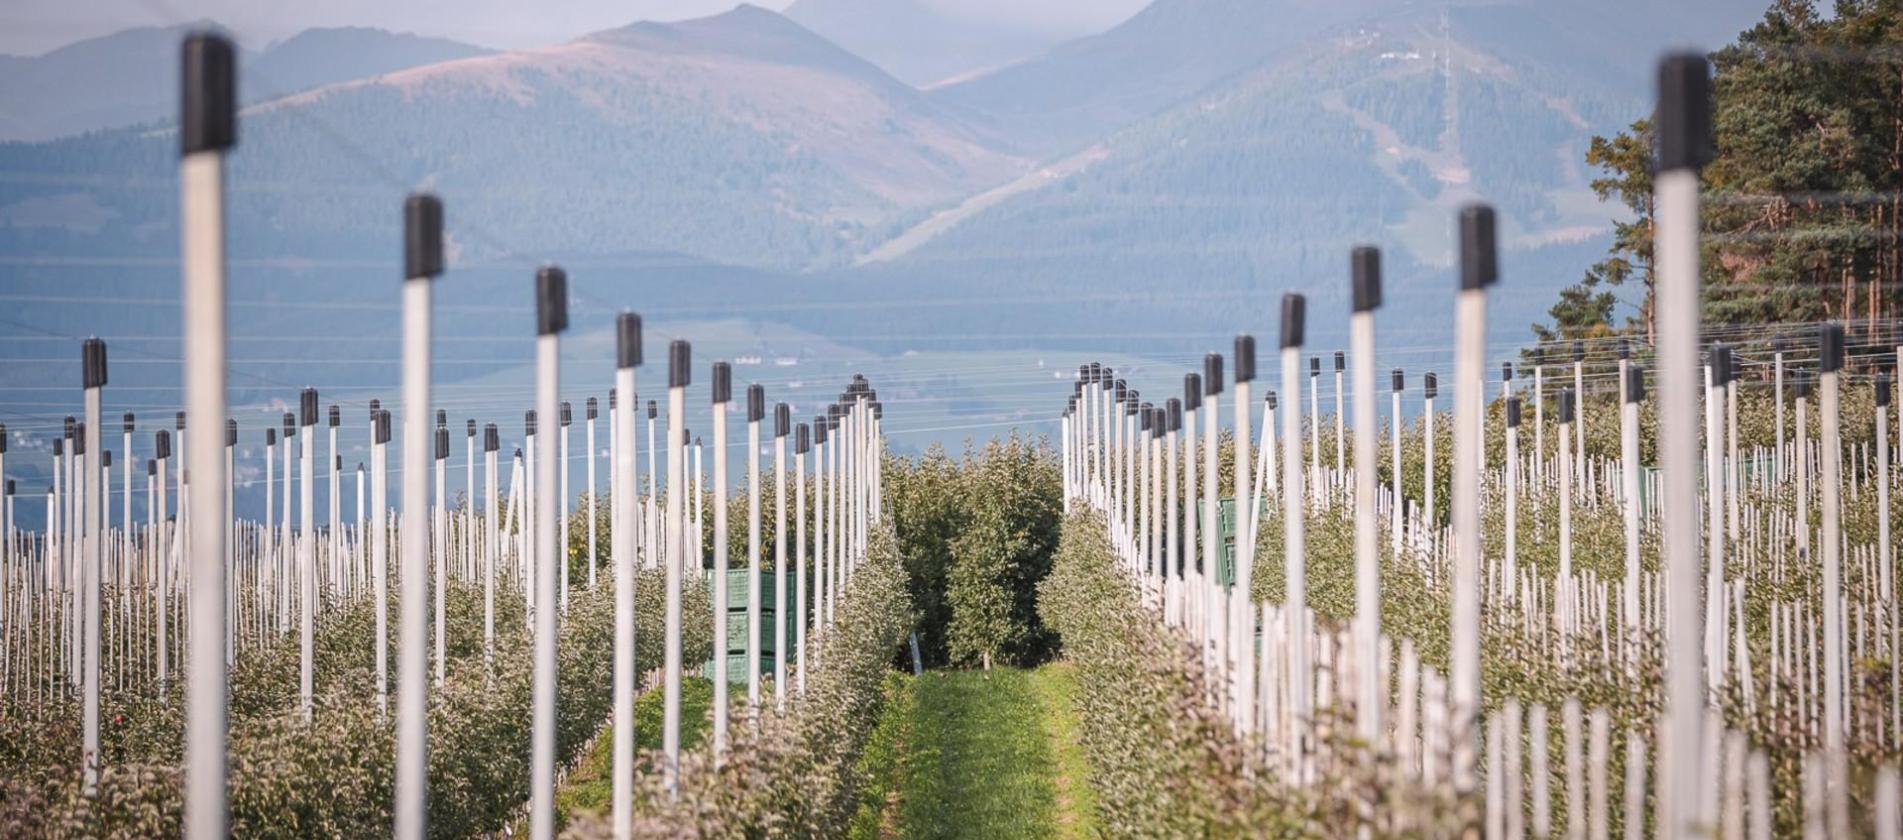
[567,525,914,838]
[2,566,710,838]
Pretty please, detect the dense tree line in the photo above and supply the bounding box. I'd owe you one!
[1536,0,1903,346]
[884,434,1062,669]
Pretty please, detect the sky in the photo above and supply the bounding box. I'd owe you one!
[1,0,1153,55]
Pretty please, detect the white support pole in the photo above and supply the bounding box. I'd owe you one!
[81,341,104,789]
[1201,358,1223,685]
[373,410,389,719]
[180,32,233,839]
[747,386,763,709]
[1232,335,1256,734]
[663,341,690,794]
[1819,323,1849,837]
[1451,203,1498,796]
[1654,53,1711,840]
[1277,305,1309,758]
[484,425,498,670]
[612,314,640,837]
[587,398,598,590]
[395,192,441,840]
[773,404,788,708]
[1349,249,1382,744]
[795,422,809,695]
[711,363,732,757]
[529,267,567,840]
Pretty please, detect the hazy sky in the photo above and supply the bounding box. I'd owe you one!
[2,0,1152,55]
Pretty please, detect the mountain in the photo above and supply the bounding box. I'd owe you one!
[929,0,1404,154]
[783,0,1065,88]
[247,27,491,101]
[0,5,1028,271]
[0,24,490,141]
[853,0,1771,357]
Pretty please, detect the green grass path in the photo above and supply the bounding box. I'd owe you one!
[851,662,1097,839]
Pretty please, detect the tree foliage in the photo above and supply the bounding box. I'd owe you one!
[1537,0,1903,345]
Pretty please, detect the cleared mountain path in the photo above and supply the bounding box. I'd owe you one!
[851,663,1097,839]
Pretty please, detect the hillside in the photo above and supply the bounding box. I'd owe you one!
[783,0,1066,87]
[0,23,490,141]
[0,6,1029,270]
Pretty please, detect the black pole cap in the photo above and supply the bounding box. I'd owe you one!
[180,33,236,155]
[871,402,881,420]
[1656,53,1713,172]
[613,311,642,369]
[536,266,568,335]
[586,397,597,420]
[300,388,318,426]
[1234,334,1257,382]
[264,428,274,447]
[1351,246,1382,312]
[712,362,732,405]
[226,418,237,446]
[467,419,476,437]
[123,412,135,434]
[1819,322,1844,373]
[82,338,107,389]
[176,410,186,430]
[1626,365,1646,404]
[775,403,790,438]
[747,384,765,423]
[525,409,536,436]
[1878,374,1892,408]
[1506,396,1522,428]
[796,423,810,454]
[436,427,449,460]
[1167,397,1182,432]
[282,412,295,437]
[1709,344,1732,386]
[1502,362,1513,382]
[1424,372,1438,401]
[436,409,447,428]
[647,400,657,420]
[484,423,499,452]
[1458,204,1499,290]
[1558,389,1576,424]
[815,418,828,444]
[334,455,341,470]
[1794,368,1813,399]
[1572,340,1585,363]
[1139,404,1152,431]
[376,409,392,445]
[1311,356,1321,377]
[1184,373,1202,411]
[73,424,85,456]
[64,416,75,439]
[561,402,572,427]
[1265,390,1277,410]
[1334,351,1345,373]
[147,460,156,477]
[1124,397,1139,417]
[156,429,171,459]
[370,398,381,417]
[404,193,444,279]
[1280,293,1305,350]
[669,340,691,389]
[0,426,6,453]
[1393,369,1404,393]
[329,405,341,428]
[53,439,63,457]
[609,389,617,410]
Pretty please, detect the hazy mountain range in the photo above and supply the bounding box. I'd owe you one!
[0,0,1771,507]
